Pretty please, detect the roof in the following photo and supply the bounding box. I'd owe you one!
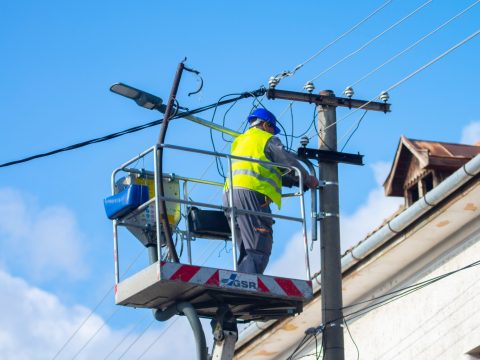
[384,136,480,196]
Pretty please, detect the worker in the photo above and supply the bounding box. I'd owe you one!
[223,108,319,274]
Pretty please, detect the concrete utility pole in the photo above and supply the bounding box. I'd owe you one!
[317,90,344,360]
[267,87,390,360]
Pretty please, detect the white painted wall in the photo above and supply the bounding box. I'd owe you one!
[297,219,480,360]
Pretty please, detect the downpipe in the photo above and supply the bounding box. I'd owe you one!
[153,302,208,360]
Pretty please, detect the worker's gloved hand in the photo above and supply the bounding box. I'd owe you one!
[303,175,319,191]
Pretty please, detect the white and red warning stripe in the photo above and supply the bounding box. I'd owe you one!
[159,262,312,299]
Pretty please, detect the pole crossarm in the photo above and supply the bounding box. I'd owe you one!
[267,88,391,113]
[298,147,364,166]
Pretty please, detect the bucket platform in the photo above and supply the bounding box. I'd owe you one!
[115,261,313,321]
[107,144,318,323]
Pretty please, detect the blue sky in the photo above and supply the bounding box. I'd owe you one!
[0,1,479,359]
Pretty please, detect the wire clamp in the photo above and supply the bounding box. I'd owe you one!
[318,180,339,188]
[317,212,339,220]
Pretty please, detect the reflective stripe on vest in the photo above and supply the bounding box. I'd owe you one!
[225,127,282,208]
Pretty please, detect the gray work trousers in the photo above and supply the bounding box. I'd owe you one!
[223,188,273,274]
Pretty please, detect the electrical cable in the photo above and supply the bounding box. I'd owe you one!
[221,100,240,143]
[292,258,480,359]
[318,332,325,360]
[314,257,480,342]
[344,258,480,316]
[309,0,434,83]
[348,0,480,89]
[271,0,395,84]
[209,93,245,178]
[0,88,265,170]
[286,333,312,360]
[51,288,112,360]
[136,317,180,359]
[384,28,480,94]
[288,330,323,360]
[323,29,480,133]
[50,249,143,359]
[270,0,396,140]
[311,108,334,151]
[289,103,295,150]
[344,319,360,360]
[134,240,224,359]
[339,110,368,151]
[117,318,156,359]
[209,91,266,178]
[71,308,121,359]
[103,312,151,359]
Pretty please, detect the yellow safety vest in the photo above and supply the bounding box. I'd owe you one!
[225,127,282,208]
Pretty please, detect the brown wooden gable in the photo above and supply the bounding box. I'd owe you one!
[384,136,480,203]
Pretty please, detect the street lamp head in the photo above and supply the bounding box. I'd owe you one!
[110,83,164,110]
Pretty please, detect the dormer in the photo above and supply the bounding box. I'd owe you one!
[384,136,480,206]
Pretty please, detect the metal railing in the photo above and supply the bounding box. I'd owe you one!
[111,143,315,284]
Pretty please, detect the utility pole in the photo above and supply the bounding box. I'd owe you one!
[267,87,390,360]
[317,90,344,360]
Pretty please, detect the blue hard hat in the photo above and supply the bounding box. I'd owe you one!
[247,108,281,135]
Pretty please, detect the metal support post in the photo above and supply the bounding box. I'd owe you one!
[210,305,238,360]
[317,90,345,360]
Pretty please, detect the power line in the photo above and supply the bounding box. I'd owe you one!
[385,28,480,93]
[50,249,143,359]
[71,308,120,359]
[342,258,480,323]
[117,318,156,359]
[271,0,395,84]
[103,312,150,359]
[309,0,434,83]
[323,28,480,133]
[343,258,480,316]
[136,317,180,359]
[133,241,224,359]
[288,258,480,359]
[343,319,360,360]
[0,90,263,169]
[51,286,113,360]
[339,110,368,151]
[348,0,480,89]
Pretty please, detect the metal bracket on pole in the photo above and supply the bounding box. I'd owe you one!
[318,180,339,188]
[267,88,391,113]
[298,147,364,166]
[317,212,339,220]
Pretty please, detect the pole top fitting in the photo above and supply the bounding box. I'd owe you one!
[319,90,335,97]
[304,81,315,93]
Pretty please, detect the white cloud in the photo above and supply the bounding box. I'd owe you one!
[340,187,402,251]
[0,268,213,360]
[340,161,402,250]
[370,161,392,187]
[460,121,480,145]
[0,187,87,281]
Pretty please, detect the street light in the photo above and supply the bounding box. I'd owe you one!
[110,83,164,110]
